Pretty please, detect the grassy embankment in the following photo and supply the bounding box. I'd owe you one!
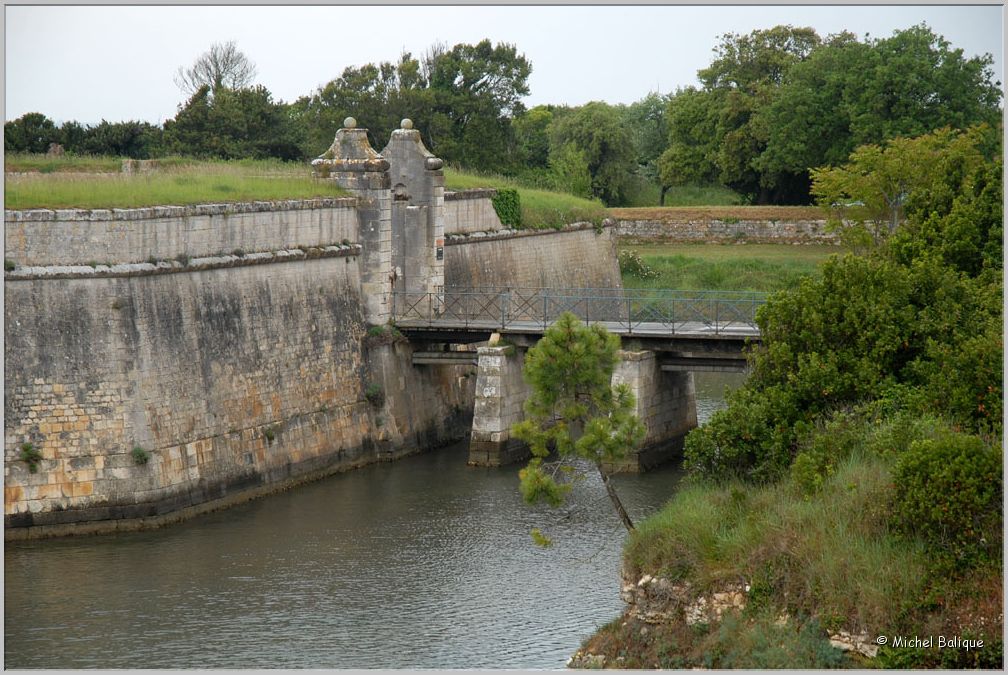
[581,409,1002,669]
[4,154,347,209]
[617,243,835,293]
[444,167,608,230]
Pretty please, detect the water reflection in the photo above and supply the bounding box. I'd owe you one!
[4,371,743,669]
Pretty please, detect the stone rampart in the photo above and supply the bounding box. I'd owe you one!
[4,250,473,537]
[4,198,359,267]
[443,189,502,235]
[445,222,622,289]
[614,217,840,245]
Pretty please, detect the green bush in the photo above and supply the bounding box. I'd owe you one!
[892,432,1002,564]
[491,188,521,228]
[132,445,150,465]
[617,250,659,280]
[4,259,15,272]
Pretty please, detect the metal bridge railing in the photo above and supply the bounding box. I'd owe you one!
[390,287,766,335]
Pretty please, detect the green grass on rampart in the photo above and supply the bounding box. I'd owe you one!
[5,156,347,209]
[444,168,608,230]
[619,243,836,293]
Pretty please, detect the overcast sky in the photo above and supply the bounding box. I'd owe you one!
[4,3,1004,126]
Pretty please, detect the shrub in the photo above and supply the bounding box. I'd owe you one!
[4,259,15,272]
[491,188,521,227]
[175,252,190,266]
[132,445,150,465]
[618,250,659,280]
[364,382,385,407]
[19,442,42,473]
[892,432,1002,564]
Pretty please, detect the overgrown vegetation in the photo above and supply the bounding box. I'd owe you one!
[4,157,346,209]
[19,442,42,473]
[131,446,151,465]
[364,383,385,408]
[590,125,1004,668]
[445,167,607,230]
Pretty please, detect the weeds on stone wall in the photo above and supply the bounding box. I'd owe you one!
[4,259,15,272]
[364,383,385,408]
[132,446,151,465]
[363,324,406,348]
[19,443,42,473]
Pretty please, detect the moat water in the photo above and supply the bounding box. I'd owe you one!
[4,372,741,669]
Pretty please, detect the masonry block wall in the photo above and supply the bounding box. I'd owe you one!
[444,223,623,290]
[442,189,503,235]
[4,200,474,536]
[4,199,360,267]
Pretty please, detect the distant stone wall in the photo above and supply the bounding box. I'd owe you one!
[4,198,359,267]
[443,189,502,235]
[614,217,840,245]
[445,222,622,289]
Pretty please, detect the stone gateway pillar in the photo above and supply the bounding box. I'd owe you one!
[312,117,392,324]
[380,119,446,301]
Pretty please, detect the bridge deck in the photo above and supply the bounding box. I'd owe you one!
[391,287,765,343]
[395,317,759,340]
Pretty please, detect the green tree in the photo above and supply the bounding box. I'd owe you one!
[4,112,59,153]
[658,87,722,198]
[80,120,163,158]
[547,142,592,198]
[292,52,432,157]
[512,313,646,543]
[425,39,532,171]
[759,25,1001,194]
[512,105,554,168]
[164,84,302,160]
[810,125,990,246]
[549,101,635,205]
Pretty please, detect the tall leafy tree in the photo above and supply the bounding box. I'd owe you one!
[549,101,635,205]
[759,25,1002,196]
[513,313,646,544]
[292,52,432,156]
[425,39,531,171]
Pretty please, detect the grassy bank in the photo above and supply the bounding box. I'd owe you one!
[5,156,346,209]
[444,168,608,230]
[618,243,836,292]
[581,411,1003,669]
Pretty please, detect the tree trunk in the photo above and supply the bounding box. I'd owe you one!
[659,184,667,207]
[596,463,635,532]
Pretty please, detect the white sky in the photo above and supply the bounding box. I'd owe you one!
[4,3,1005,126]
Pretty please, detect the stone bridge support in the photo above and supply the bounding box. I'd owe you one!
[468,344,531,467]
[467,347,697,472]
[609,350,697,472]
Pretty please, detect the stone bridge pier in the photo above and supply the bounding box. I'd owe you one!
[468,346,697,472]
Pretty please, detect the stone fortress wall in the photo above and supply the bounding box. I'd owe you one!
[4,118,623,537]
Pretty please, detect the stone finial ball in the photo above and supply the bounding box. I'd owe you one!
[343,117,357,129]
[401,118,413,130]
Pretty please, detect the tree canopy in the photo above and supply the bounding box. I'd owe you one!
[512,313,646,543]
